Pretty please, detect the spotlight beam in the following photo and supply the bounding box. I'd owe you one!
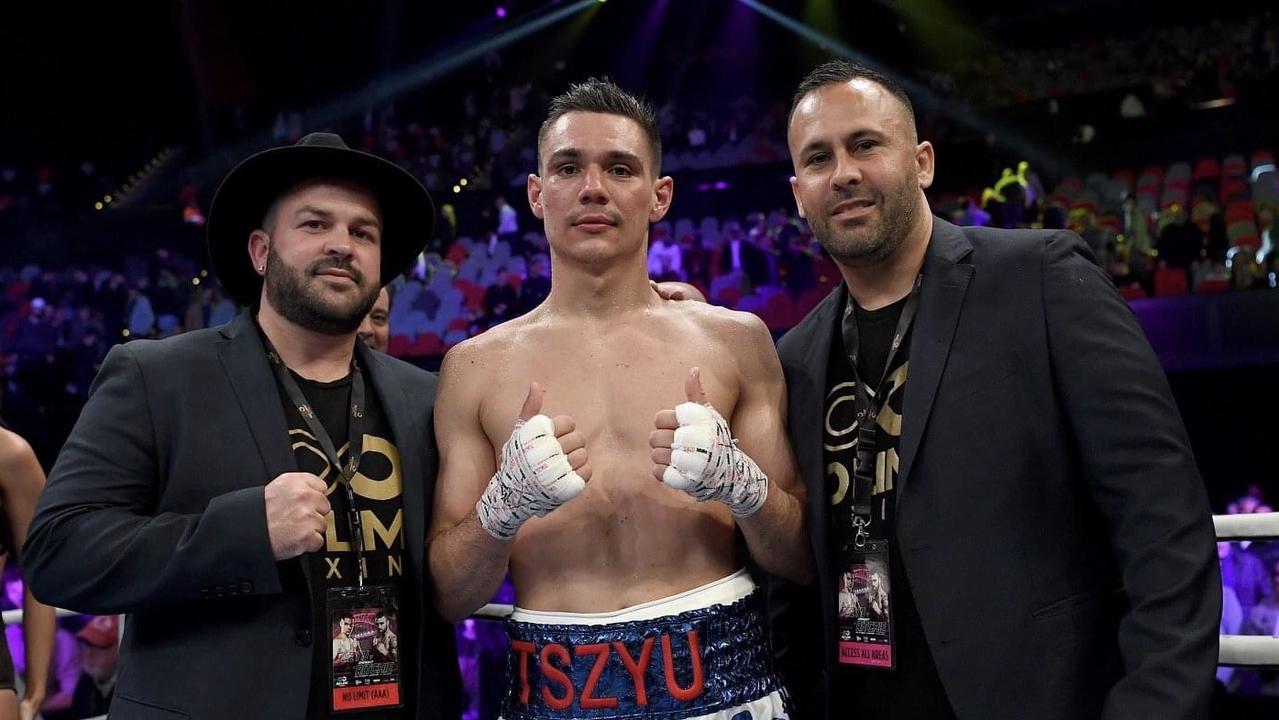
[735,0,1070,179]
[190,0,599,187]
[309,0,601,132]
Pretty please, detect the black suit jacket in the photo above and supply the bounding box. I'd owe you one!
[772,218,1220,720]
[25,311,461,720]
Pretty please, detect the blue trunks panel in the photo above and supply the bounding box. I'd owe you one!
[502,590,782,720]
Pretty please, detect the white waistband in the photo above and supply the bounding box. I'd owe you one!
[509,568,756,626]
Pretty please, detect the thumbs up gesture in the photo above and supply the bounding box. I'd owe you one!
[476,383,590,540]
[650,368,769,517]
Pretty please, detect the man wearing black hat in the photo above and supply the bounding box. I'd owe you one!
[24,133,461,719]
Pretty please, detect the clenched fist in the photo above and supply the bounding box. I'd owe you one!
[264,472,330,560]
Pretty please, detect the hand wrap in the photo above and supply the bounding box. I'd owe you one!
[662,402,768,517]
[477,415,584,539]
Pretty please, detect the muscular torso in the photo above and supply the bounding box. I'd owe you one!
[477,303,744,611]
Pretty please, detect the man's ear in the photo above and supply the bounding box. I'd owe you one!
[248,230,270,276]
[789,176,807,219]
[527,174,545,220]
[649,175,674,223]
[916,141,935,190]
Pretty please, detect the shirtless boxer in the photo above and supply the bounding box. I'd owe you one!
[428,78,811,720]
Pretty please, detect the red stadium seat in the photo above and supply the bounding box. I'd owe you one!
[416,333,444,356]
[1230,233,1261,251]
[1153,265,1189,296]
[715,287,742,308]
[1117,284,1147,300]
[1220,177,1249,203]
[387,335,412,356]
[1195,278,1229,294]
[445,243,469,265]
[1225,201,1255,224]
[457,281,487,310]
[1192,156,1220,181]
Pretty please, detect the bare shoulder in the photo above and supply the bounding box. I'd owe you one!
[0,429,36,473]
[436,315,550,412]
[665,300,773,347]
[440,315,535,377]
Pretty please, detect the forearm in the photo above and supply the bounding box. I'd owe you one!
[428,510,514,623]
[736,478,813,584]
[20,589,53,703]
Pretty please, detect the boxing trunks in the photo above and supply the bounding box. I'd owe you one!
[501,569,788,720]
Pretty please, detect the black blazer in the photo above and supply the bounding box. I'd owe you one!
[25,311,461,720]
[771,218,1220,720]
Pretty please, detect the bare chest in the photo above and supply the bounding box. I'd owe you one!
[479,325,738,461]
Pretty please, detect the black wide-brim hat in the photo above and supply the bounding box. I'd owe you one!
[207,132,434,306]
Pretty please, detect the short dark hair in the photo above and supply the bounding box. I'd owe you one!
[789,60,917,138]
[537,77,662,175]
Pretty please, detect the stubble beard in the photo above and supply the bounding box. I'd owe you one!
[813,178,919,268]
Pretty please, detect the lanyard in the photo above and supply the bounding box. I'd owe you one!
[840,274,922,547]
[261,333,370,587]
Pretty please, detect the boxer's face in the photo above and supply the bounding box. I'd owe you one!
[788,79,933,267]
[251,181,383,335]
[529,111,672,264]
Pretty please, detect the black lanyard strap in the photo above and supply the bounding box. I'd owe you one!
[261,333,369,587]
[840,274,922,541]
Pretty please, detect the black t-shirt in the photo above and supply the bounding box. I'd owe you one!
[824,291,957,719]
[275,368,417,719]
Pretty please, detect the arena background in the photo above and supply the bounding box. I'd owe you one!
[1,1,1276,717]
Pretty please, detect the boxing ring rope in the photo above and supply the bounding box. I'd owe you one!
[0,510,1270,719]
[468,515,1279,669]
[0,606,82,625]
[1214,512,1279,542]
[473,603,514,621]
[1214,512,1279,668]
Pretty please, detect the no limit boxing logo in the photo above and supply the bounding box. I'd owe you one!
[290,429,406,580]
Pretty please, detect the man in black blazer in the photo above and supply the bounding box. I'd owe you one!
[25,134,461,719]
[770,61,1220,719]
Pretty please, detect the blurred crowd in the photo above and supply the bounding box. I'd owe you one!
[947,12,1279,109]
[1218,487,1279,696]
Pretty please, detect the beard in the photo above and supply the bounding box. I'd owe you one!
[264,248,379,335]
[810,174,919,267]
